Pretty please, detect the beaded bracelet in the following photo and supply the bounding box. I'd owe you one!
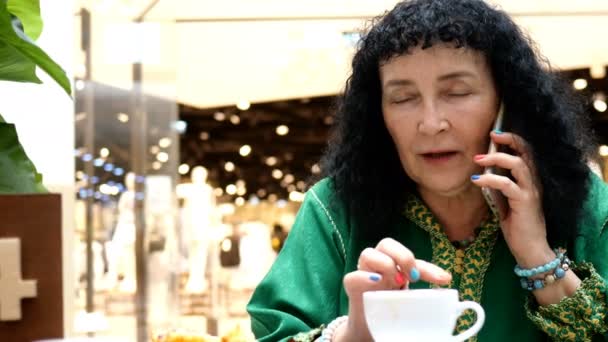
[514,248,565,278]
[519,253,572,291]
[321,316,348,341]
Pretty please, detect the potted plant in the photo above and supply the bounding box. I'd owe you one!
[0,0,71,193]
[0,2,71,339]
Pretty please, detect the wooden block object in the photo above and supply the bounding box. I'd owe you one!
[0,194,63,340]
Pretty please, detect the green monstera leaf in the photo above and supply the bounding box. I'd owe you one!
[0,0,71,94]
[0,120,47,193]
[0,0,71,193]
[7,0,43,41]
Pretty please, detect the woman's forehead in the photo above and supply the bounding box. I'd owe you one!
[379,45,489,82]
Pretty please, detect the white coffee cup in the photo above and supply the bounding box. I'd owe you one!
[363,289,485,342]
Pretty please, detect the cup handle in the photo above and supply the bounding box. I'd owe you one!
[452,301,485,342]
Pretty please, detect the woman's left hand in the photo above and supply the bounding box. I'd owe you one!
[471,131,555,267]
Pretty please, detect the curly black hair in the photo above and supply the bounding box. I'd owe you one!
[320,0,596,245]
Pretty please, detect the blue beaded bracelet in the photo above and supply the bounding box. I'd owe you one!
[519,252,571,291]
[514,248,565,278]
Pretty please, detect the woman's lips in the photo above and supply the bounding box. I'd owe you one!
[420,151,458,163]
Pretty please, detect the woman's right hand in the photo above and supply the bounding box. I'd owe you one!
[333,238,452,342]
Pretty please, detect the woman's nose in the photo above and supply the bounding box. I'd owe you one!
[418,102,449,135]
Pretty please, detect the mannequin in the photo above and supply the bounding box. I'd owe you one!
[105,172,137,293]
[181,166,217,293]
[231,221,275,290]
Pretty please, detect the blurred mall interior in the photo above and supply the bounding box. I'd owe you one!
[0,0,607,341]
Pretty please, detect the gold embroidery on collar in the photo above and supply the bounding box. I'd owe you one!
[404,194,500,340]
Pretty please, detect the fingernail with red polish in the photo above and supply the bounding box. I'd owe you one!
[474,154,486,161]
[395,272,405,286]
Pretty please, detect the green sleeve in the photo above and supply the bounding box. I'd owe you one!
[246,180,349,342]
[524,174,608,341]
[525,263,608,341]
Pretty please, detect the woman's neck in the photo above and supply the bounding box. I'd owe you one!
[417,186,489,241]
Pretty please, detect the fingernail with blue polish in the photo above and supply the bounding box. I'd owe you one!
[369,274,382,282]
[471,174,480,181]
[494,129,503,134]
[410,268,420,283]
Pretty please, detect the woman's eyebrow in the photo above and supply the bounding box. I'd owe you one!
[437,71,476,82]
[383,79,415,89]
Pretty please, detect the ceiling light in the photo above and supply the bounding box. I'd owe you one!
[159,137,172,148]
[226,184,237,195]
[594,99,607,113]
[236,187,247,196]
[214,111,226,121]
[297,181,306,191]
[94,158,104,167]
[150,145,160,154]
[156,152,169,163]
[213,187,224,197]
[239,144,252,157]
[235,197,245,206]
[272,169,284,179]
[265,156,278,166]
[117,112,129,123]
[311,164,321,174]
[230,115,241,125]
[178,163,190,175]
[236,180,246,188]
[173,120,187,134]
[237,100,251,111]
[573,79,588,90]
[249,195,260,205]
[257,189,267,198]
[100,147,110,158]
[199,132,210,140]
[289,191,305,202]
[600,145,608,157]
[276,125,289,136]
[224,161,235,172]
[284,174,295,184]
[152,161,162,170]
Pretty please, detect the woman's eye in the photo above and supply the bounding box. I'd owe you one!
[391,95,417,104]
[448,92,471,97]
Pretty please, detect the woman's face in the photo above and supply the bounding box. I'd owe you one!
[380,44,499,197]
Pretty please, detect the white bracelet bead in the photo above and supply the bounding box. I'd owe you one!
[321,316,348,341]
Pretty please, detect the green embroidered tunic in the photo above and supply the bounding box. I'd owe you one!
[247,175,608,341]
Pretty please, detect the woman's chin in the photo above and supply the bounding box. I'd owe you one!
[418,179,478,198]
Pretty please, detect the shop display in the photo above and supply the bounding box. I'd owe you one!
[151,330,219,342]
[151,324,252,342]
[181,166,218,294]
[105,172,137,293]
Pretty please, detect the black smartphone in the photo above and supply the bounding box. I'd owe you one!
[481,102,508,220]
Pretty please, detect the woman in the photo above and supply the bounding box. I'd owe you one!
[247,0,608,341]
